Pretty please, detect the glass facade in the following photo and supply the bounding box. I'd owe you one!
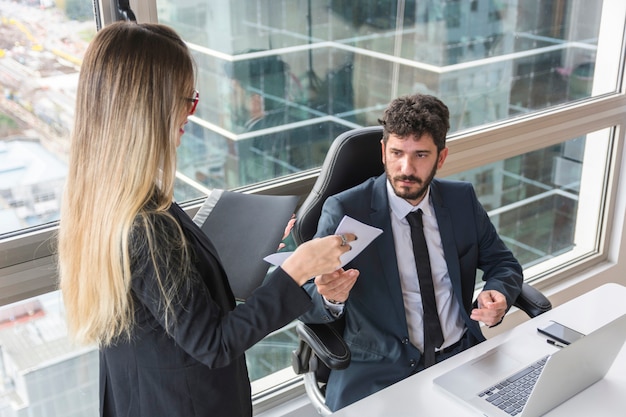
[448,132,605,269]
[0,0,612,231]
[158,0,607,191]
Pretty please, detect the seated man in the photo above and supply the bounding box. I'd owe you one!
[300,93,523,411]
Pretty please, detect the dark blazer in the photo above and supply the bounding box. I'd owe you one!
[100,202,312,417]
[300,175,523,411]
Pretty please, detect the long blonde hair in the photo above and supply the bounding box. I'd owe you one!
[58,22,196,346]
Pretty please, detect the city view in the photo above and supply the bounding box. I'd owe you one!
[0,0,93,236]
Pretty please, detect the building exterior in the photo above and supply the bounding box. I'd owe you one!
[0,296,98,417]
[0,138,66,234]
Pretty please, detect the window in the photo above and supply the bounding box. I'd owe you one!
[1,0,625,415]
[0,1,94,236]
[154,0,617,195]
[447,129,613,280]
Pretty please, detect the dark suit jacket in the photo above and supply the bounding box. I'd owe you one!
[300,175,523,411]
[100,202,312,417]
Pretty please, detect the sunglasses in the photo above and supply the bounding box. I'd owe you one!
[187,90,199,115]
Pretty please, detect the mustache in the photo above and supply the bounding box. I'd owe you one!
[394,175,422,183]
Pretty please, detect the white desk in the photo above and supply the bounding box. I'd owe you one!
[330,283,626,417]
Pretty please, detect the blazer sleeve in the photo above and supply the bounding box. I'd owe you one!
[299,195,348,323]
[130,215,313,369]
[469,185,523,309]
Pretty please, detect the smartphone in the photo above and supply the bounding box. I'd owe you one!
[537,321,585,345]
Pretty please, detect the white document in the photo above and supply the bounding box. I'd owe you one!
[264,215,383,268]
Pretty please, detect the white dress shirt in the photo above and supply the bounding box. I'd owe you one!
[386,180,465,352]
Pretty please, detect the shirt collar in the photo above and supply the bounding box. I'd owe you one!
[386,179,433,222]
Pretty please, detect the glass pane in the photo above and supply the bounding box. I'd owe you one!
[246,322,299,381]
[157,0,615,193]
[2,1,620,234]
[446,129,611,280]
[0,1,95,236]
[244,237,299,382]
[0,291,99,417]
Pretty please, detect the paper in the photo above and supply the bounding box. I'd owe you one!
[263,215,382,268]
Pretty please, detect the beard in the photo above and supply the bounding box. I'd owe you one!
[386,162,438,203]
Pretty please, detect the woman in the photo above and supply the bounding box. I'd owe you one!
[58,22,354,416]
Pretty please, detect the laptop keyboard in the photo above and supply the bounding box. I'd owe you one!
[477,355,549,416]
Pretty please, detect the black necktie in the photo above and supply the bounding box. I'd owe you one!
[406,209,444,367]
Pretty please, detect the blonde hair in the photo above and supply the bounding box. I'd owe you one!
[58,22,196,346]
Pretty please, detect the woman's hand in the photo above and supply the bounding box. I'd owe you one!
[281,234,357,286]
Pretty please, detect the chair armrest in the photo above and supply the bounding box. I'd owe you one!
[513,282,552,318]
[292,322,351,374]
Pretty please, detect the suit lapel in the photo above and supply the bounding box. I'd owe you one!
[370,175,410,330]
[430,181,471,322]
[430,181,461,287]
[169,203,236,308]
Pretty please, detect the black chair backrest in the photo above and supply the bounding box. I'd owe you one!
[293,126,385,244]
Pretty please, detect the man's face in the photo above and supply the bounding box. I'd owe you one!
[382,133,448,206]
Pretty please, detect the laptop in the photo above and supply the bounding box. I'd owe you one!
[434,314,626,417]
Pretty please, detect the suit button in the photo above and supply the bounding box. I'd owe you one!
[409,359,417,367]
[402,338,409,344]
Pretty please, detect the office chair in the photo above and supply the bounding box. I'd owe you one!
[290,126,553,415]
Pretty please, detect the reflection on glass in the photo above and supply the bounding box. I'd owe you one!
[0,1,612,233]
[447,132,607,274]
[158,0,608,193]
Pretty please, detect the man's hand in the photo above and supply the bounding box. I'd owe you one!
[278,214,296,250]
[314,268,359,303]
[471,290,508,327]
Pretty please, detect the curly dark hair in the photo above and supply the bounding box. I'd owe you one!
[378,94,450,151]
